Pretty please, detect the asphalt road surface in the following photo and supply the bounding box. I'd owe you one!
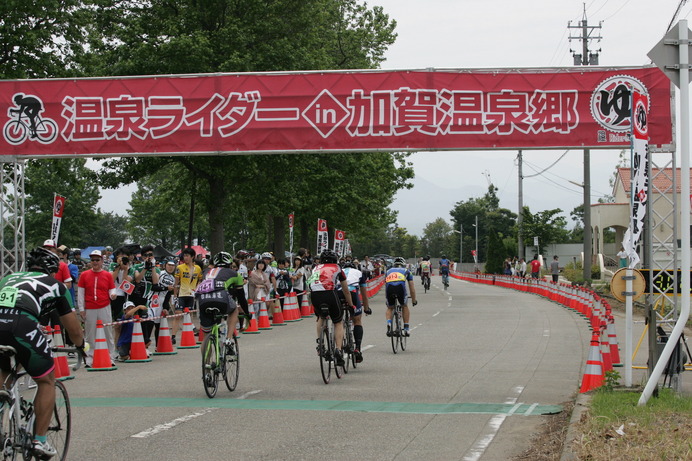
[59,275,589,460]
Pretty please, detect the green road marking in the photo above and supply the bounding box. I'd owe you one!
[71,397,561,416]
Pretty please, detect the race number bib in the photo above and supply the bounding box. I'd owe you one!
[0,287,18,308]
[196,279,215,294]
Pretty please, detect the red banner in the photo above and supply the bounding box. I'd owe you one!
[316,219,328,255]
[50,194,66,242]
[0,67,672,158]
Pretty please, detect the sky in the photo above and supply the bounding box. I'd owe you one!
[97,0,690,236]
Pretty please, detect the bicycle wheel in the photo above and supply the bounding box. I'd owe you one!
[399,312,407,352]
[35,119,58,144]
[391,310,399,354]
[3,120,26,145]
[341,316,350,374]
[201,334,218,398]
[331,322,343,379]
[0,399,19,461]
[319,325,331,384]
[47,381,71,461]
[223,336,239,392]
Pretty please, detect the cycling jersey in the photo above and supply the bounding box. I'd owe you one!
[385,267,412,286]
[307,264,346,291]
[439,259,451,275]
[385,267,412,307]
[175,263,202,297]
[196,267,238,328]
[420,261,431,274]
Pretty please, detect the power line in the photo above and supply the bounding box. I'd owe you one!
[522,150,570,178]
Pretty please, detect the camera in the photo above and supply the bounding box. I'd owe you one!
[121,256,129,265]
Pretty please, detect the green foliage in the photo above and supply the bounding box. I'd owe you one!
[83,212,130,248]
[517,206,569,254]
[562,260,600,284]
[421,218,452,258]
[484,231,505,274]
[599,370,621,393]
[22,158,101,249]
[0,1,95,78]
[450,185,517,263]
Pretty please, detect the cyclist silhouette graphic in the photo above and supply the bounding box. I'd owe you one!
[11,94,43,138]
[4,93,58,144]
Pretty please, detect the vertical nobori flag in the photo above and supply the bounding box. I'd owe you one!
[50,194,66,243]
[622,90,649,268]
[344,239,352,257]
[288,212,294,255]
[316,219,328,255]
[333,229,346,257]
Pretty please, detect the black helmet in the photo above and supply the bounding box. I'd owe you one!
[212,251,232,268]
[424,255,431,261]
[394,257,406,266]
[320,249,338,264]
[441,254,447,259]
[342,260,355,268]
[28,247,60,274]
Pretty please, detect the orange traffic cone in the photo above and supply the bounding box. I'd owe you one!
[283,292,300,322]
[600,321,613,373]
[271,297,286,326]
[242,301,260,334]
[300,294,312,318]
[258,300,273,330]
[154,316,177,355]
[607,313,622,367]
[87,320,118,372]
[579,332,604,393]
[52,325,73,381]
[126,316,152,362]
[178,309,200,349]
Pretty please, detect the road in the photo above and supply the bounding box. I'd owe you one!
[60,275,589,460]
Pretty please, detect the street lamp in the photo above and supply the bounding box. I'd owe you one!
[472,216,479,271]
[452,224,463,268]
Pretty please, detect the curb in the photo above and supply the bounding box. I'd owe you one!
[560,392,591,461]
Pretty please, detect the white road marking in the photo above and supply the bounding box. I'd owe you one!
[543,329,550,337]
[131,408,216,438]
[362,345,375,351]
[237,389,263,400]
[433,311,440,317]
[462,387,525,461]
[524,403,539,416]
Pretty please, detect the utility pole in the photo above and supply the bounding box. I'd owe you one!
[569,6,601,282]
[517,150,524,260]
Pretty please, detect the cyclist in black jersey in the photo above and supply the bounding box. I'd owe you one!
[0,247,86,459]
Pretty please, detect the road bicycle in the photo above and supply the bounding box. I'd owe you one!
[201,307,239,398]
[421,273,431,293]
[0,344,84,461]
[316,303,342,384]
[441,271,449,289]
[3,112,58,145]
[341,302,357,373]
[389,299,408,354]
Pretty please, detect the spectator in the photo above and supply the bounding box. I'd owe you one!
[291,256,308,308]
[72,249,85,272]
[42,240,72,290]
[550,255,560,283]
[230,258,250,329]
[359,255,374,280]
[275,258,292,311]
[77,249,117,366]
[110,248,135,344]
[519,258,527,278]
[530,255,542,279]
[172,247,202,344]
[248,259,271,317]
[58,245,79,305]
[133,245,161,346]
[617,246,628,268]
[103,246,114,264]
[115,301,147,362]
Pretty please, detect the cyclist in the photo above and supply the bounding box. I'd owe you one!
[439,254,451,287]
[10,94,43,138]
[341,261,372,363]
[385,257,417,337]
[307,249,353,366]
[195,252,240,351]
[420,255,432,287]
[0,247,86,459]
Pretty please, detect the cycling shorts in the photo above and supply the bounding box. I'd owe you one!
[310,290,344,323]
[0,310,54,378]
[177,295,195,311]
[338,289,362,316]
[385,284,407,308]
[198,292,236,329]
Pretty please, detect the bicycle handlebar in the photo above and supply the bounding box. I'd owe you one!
[52,346,87,372]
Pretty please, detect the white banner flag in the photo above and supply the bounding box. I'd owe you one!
[316,219,328,255]
[622,90,649,268]
[50,194,66,243]
[333,229,346,257]
[288,212,294,256]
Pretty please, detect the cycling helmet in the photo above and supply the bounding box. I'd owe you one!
[212,251,232,268]
[441,254,447,259]
[424,255,431,261]
[27,247,60,274]
[261,252,273,260]
[342,260,355,268]
[394,256,406,267]
[320,249,338,264]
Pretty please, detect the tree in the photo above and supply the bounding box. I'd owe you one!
[83,211,130,248]
[0,1,95,79]
[80,0,402,256]
[518,206,569,255]
[22,158,101,248]
[485,231,505,274]
[450,185,517,263]
[421,218,452,257]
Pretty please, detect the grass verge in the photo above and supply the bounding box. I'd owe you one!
[573,387,692,460]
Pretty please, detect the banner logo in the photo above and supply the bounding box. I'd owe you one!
[3,93,58,145]
[590,75,648,133]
